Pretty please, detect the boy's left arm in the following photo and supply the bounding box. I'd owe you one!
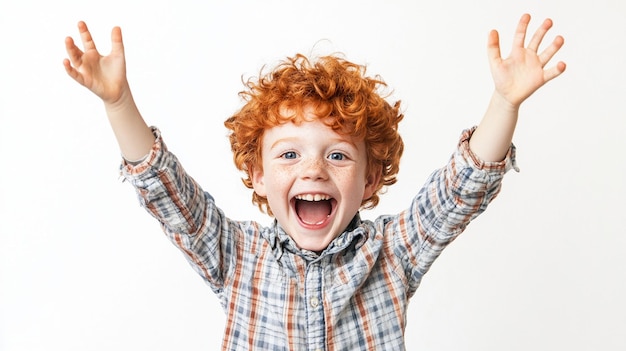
[469,13,566,161]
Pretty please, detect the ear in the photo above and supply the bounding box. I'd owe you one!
[362,166,382,200]
[251,166,267,197]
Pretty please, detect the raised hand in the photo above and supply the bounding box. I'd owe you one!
[64,21,129,104]
[488,13,566,108]
[64,21,154,160]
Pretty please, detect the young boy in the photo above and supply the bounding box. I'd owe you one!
[64,14,565,350]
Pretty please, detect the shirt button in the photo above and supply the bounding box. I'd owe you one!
[310,296,320,308]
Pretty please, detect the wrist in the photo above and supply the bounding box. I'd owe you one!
[491,91,520,114]
[104,86,135,113]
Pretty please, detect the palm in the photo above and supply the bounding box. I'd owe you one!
[64,22,127,104]
[488,14,566,107]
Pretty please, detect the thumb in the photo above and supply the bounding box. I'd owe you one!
[110,26,125,55]
[486,29,502,66]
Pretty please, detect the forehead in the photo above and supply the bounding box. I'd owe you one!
[274,103,358,135]
[262,118,358,147]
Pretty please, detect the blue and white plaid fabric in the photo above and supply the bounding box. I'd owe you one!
[121,127,516,350]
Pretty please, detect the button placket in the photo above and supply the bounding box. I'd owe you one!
[305,262,325,351]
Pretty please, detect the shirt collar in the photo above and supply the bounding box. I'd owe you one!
[268,213,368,262]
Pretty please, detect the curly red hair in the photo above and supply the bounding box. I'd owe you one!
[224,53,404,215]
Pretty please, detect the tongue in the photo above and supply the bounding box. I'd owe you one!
[296,200,331,225]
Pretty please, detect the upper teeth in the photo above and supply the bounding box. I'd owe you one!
[295,194,331,201]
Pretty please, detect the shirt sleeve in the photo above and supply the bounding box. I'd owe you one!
[119,127,236,294]
[394,126,518,295]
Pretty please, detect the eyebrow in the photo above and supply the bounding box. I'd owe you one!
[270,137,358,150]
[269,137,300,150]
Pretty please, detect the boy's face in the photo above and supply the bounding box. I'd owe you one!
[252,107,379,252]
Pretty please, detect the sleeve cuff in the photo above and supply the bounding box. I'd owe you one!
[120,127,166,178]
[458,126,520,174]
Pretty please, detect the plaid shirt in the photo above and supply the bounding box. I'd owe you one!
[121,127,516,350]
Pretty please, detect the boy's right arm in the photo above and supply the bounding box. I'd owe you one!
[65,22,238,290]
[64,21,155,161]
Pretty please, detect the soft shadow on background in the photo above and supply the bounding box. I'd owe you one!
[1,0,624,350]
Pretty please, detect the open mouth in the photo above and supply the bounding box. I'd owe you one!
[294,194,336,227]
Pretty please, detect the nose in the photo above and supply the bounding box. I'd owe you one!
[300,157,328,181]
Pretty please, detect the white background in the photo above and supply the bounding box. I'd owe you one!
[1,0,625,350]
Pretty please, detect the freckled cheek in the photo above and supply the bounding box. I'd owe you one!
[267,167,294,189]
[330,168,362,187]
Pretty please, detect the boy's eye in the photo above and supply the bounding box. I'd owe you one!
[281,151,298,159]
[328,152,345,161]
